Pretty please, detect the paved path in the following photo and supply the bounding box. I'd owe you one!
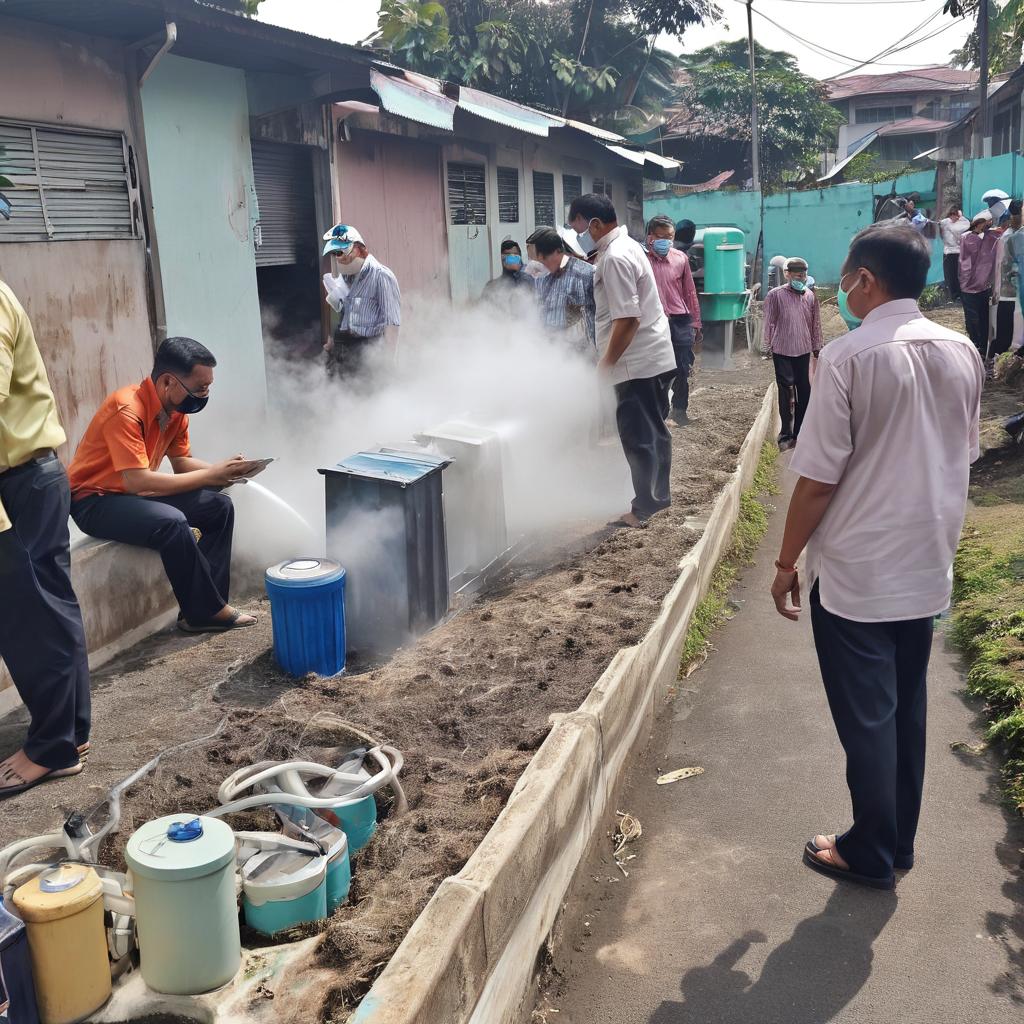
[547,465,1024,1024]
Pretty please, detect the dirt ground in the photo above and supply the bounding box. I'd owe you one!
[0,353,772,1022]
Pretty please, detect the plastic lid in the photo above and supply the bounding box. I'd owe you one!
[126,814,236,882]
[241,849,326,905]
[13,865,103,923]
[265,557,345,589]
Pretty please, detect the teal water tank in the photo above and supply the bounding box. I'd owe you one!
[699,227,746,322]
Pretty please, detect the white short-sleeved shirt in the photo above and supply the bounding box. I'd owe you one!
[593,229,676,385]
[790,299,983,623]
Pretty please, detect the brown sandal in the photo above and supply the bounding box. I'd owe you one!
[0,761,83,801]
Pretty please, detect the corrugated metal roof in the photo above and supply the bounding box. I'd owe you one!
[818,132,878,182]
[876,117,952,137]
[605,144,646,165]
[457,87,561,137]
[827,66,980,101]
[565,118,625,142]
[369,68,456,131]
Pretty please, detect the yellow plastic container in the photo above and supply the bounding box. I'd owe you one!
[13,864,111,1024]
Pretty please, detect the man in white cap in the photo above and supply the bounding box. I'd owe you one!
[321,224,401,377]
[959,210,999,359]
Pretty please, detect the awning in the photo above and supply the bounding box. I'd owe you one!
[642,151,683,172]
[457,87,561,137]
[818,131,878,182]
[565,118,625,143]
[369,68,456,132]
[605,144,646,165]
[914,145,941,161]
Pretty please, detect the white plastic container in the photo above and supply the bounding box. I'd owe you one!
[125,814,241,995]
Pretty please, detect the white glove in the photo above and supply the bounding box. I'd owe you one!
[322,272,350,313]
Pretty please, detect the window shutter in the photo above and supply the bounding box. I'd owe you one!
[448,161,487,225]
[0,120,137,243]
[593,177,612,200]
[532,170,555,227]
[497,166,519,223]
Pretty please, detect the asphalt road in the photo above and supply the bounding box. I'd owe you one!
[546,463,1024,1024]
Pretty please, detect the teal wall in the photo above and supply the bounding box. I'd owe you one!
[648,169,944,287]
[962,153,1024,218]
[141,54,267,443]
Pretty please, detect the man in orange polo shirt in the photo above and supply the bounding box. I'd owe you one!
[68,337,257,632]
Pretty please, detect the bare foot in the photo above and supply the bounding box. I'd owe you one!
[212,605,258,627]
[665,417,679,428]
[814,833,837,851]
[809,846,850,871]
[0,749,52,790]
[608,511,645,529]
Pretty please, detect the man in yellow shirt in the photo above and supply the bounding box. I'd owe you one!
[0,278,90,798]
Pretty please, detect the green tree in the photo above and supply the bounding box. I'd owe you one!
[680,40,845,187]
[944,1,1023,73]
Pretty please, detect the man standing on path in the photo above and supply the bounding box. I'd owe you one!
[939,205,970,301]
[992,199,1022,360]
[770,225,983,890]
[762,257,821,451]
[0,278,90,798]
[568,193,676,529]
[646,214,703,427]
[959,210,999,360]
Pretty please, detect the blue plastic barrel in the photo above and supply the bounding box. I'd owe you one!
[265,558,347,677]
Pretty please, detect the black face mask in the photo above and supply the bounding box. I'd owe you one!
[169,375,209,415]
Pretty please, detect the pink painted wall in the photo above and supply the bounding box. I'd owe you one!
[0,19,153,458]
[333,127,451,310]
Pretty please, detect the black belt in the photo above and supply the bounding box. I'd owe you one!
[0,449,57,479]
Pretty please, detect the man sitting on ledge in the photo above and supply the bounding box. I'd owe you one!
[68,337,257,633]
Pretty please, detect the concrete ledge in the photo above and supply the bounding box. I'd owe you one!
[354,385,779,1024]
[0,534,178,706]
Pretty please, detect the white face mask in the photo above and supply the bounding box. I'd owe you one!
[340,256,365,277]
[575,220,597,253]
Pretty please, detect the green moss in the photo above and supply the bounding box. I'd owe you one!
[680,442,778,675]
[952,503,1024,815]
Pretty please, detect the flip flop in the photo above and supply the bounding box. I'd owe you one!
[178,610,258,634]
[0,761,84,801]
[806,836,913,872]
[802,842,894,890]
[77,742,90,761]
[607,515,646,530]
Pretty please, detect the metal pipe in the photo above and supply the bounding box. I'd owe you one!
[139,22,177,86]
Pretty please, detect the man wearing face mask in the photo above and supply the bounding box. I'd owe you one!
[568,193,676,528]
[321,223,401,377]
[646,214,703,427]
[532,226,596,354]
[762,257,821,451]
[68,337,257,634]
[771,225,982,890]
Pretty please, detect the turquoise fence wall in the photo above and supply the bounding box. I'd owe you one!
[962,154,1024,217]
[648,168,944,287]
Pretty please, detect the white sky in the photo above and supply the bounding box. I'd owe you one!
[256,0,976,82]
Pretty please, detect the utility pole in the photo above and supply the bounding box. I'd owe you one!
[978,0,990,157]
[747,0,761,192]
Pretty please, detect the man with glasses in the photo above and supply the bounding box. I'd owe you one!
[68,337,259,634]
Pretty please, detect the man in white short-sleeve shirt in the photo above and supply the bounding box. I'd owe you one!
[771,225,983,890]
[569,193,676,528]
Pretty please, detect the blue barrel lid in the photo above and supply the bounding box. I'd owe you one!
[126,814,236,882]
[266,557,346,589]
[320,450,451,486]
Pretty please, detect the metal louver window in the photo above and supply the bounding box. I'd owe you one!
[593,177,612,200]
[562,173,582,216]
[533,171,555,227]
[448,161,487,225]
[497,166,519,223]
[251,141,315,268]
[0,119,137,243]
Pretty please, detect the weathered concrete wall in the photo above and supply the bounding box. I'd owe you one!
[141,54,267,451]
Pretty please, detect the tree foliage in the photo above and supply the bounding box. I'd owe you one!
[366,0,719,123]
[945,0,1024,74]
[680,40,845,187]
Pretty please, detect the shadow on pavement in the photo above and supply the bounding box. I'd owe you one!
[649,886,898,1024]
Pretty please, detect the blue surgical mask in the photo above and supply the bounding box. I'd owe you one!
[503,254,523,270]
[789,279,806,293]
[651,238,673,257]
[837,271,863,329]
[576,221,596,253]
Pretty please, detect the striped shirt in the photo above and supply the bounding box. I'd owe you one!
[535,258,596,348]
[645,247,702,328]
[340,254,401,338]
[763,284,821,357]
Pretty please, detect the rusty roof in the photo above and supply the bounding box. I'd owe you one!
[827,66,979,101]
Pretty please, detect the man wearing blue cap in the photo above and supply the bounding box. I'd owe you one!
[321,224,401,377]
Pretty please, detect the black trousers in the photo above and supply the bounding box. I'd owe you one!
[810,583,932,879]
[993,299,1015,358]
[961,289,991,358]
[327,329,380,380]
[614,371,674,520]
[71,488,234,625]
[943,252,961,302]
[668,314,695,415]
[0,455,89,769]
[772,352,811,441]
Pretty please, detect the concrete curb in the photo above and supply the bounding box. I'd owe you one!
[351,385,779,1024]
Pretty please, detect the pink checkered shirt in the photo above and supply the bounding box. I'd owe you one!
[763,284,822,357]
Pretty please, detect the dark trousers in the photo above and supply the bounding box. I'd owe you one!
[961,289,991,358]
[810,583,932,879]
[668,314,695,415]
[71,488,234,625]
[772,352,811,441]
[327,329,380,380]
[614,371,673,520]
[943,252,961,302]
[993,299,1015,358]
[0,455,89,769]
